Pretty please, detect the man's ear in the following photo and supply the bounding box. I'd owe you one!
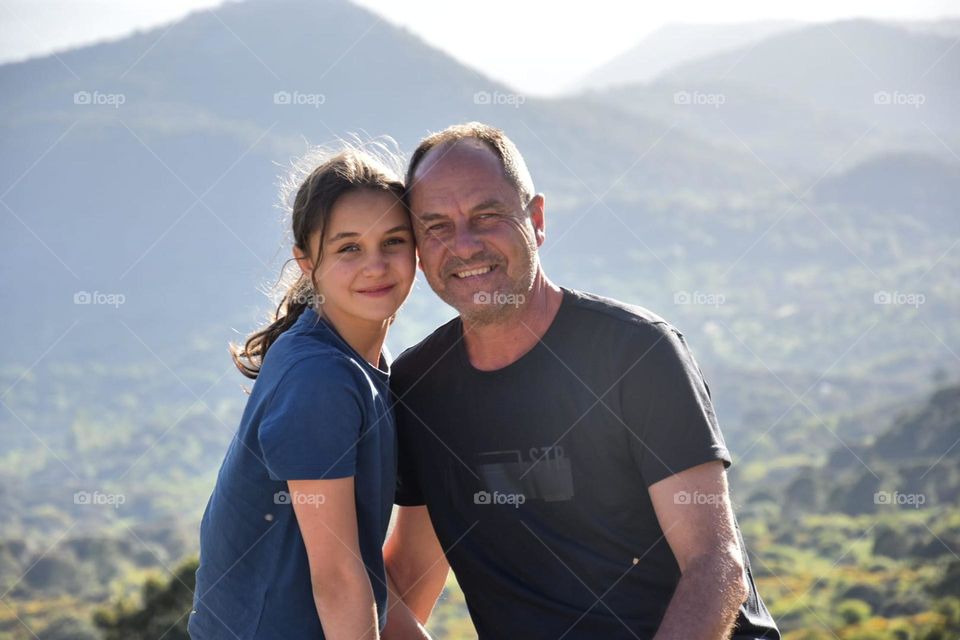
[528,194,546,247]
[292,245,314,278]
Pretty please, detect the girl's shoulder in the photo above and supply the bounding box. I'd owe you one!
[263,341,363,389]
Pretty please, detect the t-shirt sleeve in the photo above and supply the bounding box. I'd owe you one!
[257,356,364,481]
[392,387,427,506]
[621,323,732,487]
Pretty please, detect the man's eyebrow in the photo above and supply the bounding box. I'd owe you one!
[417,212,448,222]
[326,224,412,243]
[469,198,507,213]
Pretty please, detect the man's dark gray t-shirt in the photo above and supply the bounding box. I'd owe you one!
[393,287,779,639]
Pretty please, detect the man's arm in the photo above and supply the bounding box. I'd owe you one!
[647,461,749,639]
[383,506,450,624]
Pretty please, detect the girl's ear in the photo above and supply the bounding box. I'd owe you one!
[292,246,314,278]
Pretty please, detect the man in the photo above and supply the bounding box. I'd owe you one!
[384,123,780,639]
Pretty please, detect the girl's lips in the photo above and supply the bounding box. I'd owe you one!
[356,284,396,297]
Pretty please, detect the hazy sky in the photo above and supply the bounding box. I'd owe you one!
[1,0,958,94]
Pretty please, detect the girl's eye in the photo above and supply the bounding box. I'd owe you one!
[384,237,407,246]
[337,244,360,253]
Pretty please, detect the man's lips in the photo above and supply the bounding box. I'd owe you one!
[355,283,396,297]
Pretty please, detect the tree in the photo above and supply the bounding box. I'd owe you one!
[94,557,197,640]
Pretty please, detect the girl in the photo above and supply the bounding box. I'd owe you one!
[189,142,426,639]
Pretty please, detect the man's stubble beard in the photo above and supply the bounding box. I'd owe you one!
[446,235,540,327]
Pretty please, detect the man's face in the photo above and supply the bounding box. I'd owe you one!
[408,140,544,323]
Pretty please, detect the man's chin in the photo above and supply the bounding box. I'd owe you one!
[456,299,523,326]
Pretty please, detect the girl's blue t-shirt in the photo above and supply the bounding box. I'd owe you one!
[189,308,395,639]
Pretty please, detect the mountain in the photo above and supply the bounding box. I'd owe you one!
[655,19,960,134]
[896,17,960,39]
[813,152,960,229]
[578,20,960,176]
[568,21,802,92]
[2,7,960,637]
[0,0,773,367]
[776,384,960,515]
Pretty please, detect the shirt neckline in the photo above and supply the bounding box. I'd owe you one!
[454,288,572,376]
[296,307,390,380]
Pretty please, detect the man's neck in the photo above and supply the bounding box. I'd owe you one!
[461,275,564,371]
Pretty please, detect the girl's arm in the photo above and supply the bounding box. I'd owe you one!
[289,477,380,640]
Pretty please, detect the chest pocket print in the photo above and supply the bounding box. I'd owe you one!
[477,449,574,502]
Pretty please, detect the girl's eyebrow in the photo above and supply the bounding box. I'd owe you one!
[326,224,412,244]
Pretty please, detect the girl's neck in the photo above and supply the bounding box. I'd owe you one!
[318,307,389,369]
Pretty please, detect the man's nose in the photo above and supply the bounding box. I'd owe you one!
[451,224,483,258]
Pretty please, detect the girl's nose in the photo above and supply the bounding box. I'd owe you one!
[363,252,389,276]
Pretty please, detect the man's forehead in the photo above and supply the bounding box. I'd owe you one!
[413,139,504,182]
[410,141,514,208]
[412,181,509,212]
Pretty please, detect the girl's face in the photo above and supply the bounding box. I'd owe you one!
[298,189,416,326]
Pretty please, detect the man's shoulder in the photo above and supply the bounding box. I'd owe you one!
[562,287,680,339]
[392,315,462,386]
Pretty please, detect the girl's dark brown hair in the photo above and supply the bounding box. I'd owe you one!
[231,139,406,379]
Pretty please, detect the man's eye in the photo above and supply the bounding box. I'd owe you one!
[426,223,447,232]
